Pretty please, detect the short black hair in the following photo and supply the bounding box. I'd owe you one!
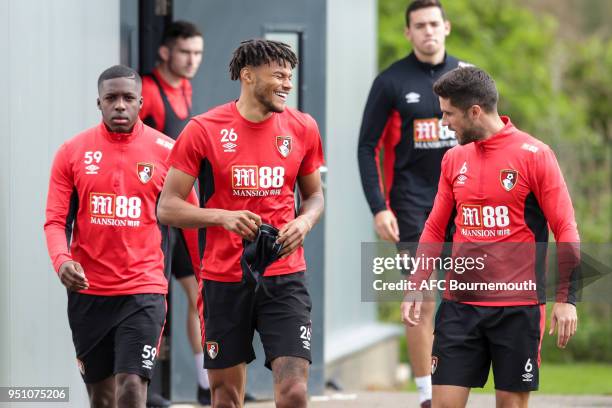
[433,66,498,113]
[405,0,446,27]
[161,20,203,47]
[97,65,142,90]
[228,39,298,81]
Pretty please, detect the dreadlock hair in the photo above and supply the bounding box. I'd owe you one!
[229,39,298,81]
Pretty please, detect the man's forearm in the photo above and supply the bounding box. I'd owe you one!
[157,195,225,229]
[297,191,324,229]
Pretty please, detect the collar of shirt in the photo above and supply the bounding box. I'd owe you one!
[474,116,516,151]
[409,51,449,72]
[100,119,144,143]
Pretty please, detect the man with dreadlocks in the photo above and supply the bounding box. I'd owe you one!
[157,39,324,407]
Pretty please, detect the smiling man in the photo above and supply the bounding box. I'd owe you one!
[357,1,468,406]
[44,65,199,408]
[157,39,324,408]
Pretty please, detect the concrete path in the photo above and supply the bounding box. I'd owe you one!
[172,391,612,407]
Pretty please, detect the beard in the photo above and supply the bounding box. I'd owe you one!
[458,126,487,145]
[168,58,195,80]
[253,81,284,114]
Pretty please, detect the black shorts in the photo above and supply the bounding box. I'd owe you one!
[432,300,545,392]
[67,293,166,384]
[394,207,429,245]
[202,272,312,370]
[168,227,195,279]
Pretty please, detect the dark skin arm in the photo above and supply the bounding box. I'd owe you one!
[58,260,89,291]
[277,170,324,258]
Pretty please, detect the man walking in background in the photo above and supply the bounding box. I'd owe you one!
[357,1,467,406]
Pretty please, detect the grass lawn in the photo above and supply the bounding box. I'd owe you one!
[404,363,612,395]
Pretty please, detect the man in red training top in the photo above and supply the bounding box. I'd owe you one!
[141,20,203,138]
[44,65,198,408]
[402,66,580,408]
[139,20,212,406]
[158,39,324,408]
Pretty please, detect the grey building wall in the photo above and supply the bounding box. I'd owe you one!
[0,1,120,406]
[325,0,392,364]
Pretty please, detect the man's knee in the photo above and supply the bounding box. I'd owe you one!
[495,390,529,408]
[276,379,308,408]
[87,377,115,408]
[272,357,309,408]
[89,389,115,408]
[115,374,146,406]
[432,395,467,408]
[211,383,242,408]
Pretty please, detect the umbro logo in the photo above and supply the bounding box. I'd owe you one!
[456,162,468,185]
[405,92,421,104]
[223,142,237,152]
[85,164,99,175]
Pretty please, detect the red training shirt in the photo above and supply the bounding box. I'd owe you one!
[412,117,580,305]
[168,101,325,282]
[140,68,192,131]
[44,120,198,295]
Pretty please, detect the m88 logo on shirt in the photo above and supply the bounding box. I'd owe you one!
[89,192,142,227]
[231,166,285,197]
[413,118,457,149]
[460,204,511,238]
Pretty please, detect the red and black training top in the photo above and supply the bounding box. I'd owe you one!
[168,101,325,282]
[44,120,200,295]
[140,68,192,139]
[358,52,465,221]
[412,117,580,305]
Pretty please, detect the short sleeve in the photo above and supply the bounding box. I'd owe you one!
[298,115,325,177]
[167,119,208,177]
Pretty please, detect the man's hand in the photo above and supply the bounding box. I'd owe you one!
[549,302,577,348]
[58,261,89,291]
[277,216,312,259]
[220,210,262,241]
[401,290,423,327]
[374,210,399,243]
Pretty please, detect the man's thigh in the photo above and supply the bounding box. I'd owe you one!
[257,272,312,370]
[432,301,491,388]
[113,294,166,381]
[487,305,544,392]
[68,293,119,383]
[202,279,256,369]
[78,332,116,384]
[432,385,470,408]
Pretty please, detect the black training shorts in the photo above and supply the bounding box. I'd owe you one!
[67,292,166,384]
[168,227,195,279]
[432,300,544,392]
[202,272,312,370]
